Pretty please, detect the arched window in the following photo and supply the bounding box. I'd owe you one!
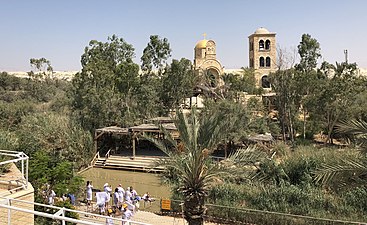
[250,58,254,68]
[261,75,270,88]
[250,41,254,51]
[265,40,271,50]
[259,40,264,50]
[266,57,271,67]
[259,57,265,67]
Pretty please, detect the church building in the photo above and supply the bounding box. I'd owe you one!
[192,27,277,88]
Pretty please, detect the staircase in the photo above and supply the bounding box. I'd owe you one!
[93,157,106,167]
[94,155,164,172]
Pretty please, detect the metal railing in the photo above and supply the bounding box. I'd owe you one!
[0,196,152,225]
[0,150,29,196]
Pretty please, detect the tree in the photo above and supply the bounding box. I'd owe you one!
[141,35,171,74]
[315,119,367,187]
[161,58,196,111]
[145,107,265,225]
[29,57,53,79]
[70,35,137,130]
[309,61,363,143]
[222,67,259,99]
[295,34,321,139]
[295,34,321,72]
[269,69,301,142]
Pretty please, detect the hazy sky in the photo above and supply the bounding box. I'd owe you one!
[1,0,367,71]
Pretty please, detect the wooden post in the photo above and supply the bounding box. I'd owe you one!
[132,133,136,159]
[94,131,98,153]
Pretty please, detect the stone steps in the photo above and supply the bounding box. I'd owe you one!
[94,156,165,172]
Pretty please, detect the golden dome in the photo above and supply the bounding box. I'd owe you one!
[195,39,208,49]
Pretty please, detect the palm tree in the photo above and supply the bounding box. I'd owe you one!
[315,119,367,187]
[145,107,265,225]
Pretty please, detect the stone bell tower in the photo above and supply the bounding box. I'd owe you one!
[248,27,276,88]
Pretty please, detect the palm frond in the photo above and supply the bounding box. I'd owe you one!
[336,119,367,152]
[337,119,367,136]
[226,146,267,166]
[314,156,367,186]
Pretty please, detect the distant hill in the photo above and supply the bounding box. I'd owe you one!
[6,71,79,81]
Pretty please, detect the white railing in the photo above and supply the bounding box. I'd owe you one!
[0,196,152,225]
[0,150,29,195]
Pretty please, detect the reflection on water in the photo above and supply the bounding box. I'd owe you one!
[80,167,171,201]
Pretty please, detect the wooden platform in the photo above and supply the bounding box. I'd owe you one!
[93,155,164,172]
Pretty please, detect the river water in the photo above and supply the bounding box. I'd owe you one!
[80,167,171,202]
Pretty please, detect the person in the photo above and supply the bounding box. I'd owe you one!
[48,189,56,205]
[106,208,114,225]
[117,184,125,208]
[124,187,132,203]
[130,187,140,201]
[86,181,93,205]
[66,193,76,206]
[113,188,119,209]
[121,204,133,225]
[96,191,107,215]
[142,192,154,202]
[104,183,112,208]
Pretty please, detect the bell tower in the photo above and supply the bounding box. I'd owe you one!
[248,27,276,88]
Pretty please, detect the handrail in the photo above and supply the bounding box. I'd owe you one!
[90,151,100,166]
[105,149,111,159]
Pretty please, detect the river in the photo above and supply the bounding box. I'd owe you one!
[79,167,171,202]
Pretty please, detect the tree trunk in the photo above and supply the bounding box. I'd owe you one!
[184,194,205,225]
[303,108,306,139]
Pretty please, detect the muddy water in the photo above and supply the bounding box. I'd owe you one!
[80,167,171,202]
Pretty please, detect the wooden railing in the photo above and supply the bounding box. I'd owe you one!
[105,149,112,159]
[90,151,100,166]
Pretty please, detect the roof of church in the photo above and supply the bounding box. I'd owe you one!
[254,27,270,34]
[195,39,208,49]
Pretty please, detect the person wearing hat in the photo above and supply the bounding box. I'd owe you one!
[121,204,133,225]
[104,183,112,209]
[105,208,114,225]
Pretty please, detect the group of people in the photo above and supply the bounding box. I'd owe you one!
[86,181,154,224]
[42,183,76,206]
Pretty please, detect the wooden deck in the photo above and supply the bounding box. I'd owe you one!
[93,155,164,172]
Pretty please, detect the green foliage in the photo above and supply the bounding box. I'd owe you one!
[296,33,321,72]
[146,107,266,225]
[161,58,196,111]
[301,61,366,144]
[141,35,171,73]
[16,113,93,169]
[222,68,259,96]
[30,151,84,198]
[0,100,35,129]
[71,34,170,130]
[269,69,302,142]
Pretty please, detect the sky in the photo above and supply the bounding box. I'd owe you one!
[1,0,367,71]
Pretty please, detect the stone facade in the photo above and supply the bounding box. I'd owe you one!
[194,38,224,86]
[248,27,277,87]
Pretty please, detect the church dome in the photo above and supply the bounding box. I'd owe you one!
[195,39,208,49]
[254,27,270,34]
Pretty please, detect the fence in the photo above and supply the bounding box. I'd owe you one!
[0,150,29,196]
[0,196,152,225]
[141,198,366,225]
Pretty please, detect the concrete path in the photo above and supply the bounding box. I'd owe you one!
[78,208,218,225]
